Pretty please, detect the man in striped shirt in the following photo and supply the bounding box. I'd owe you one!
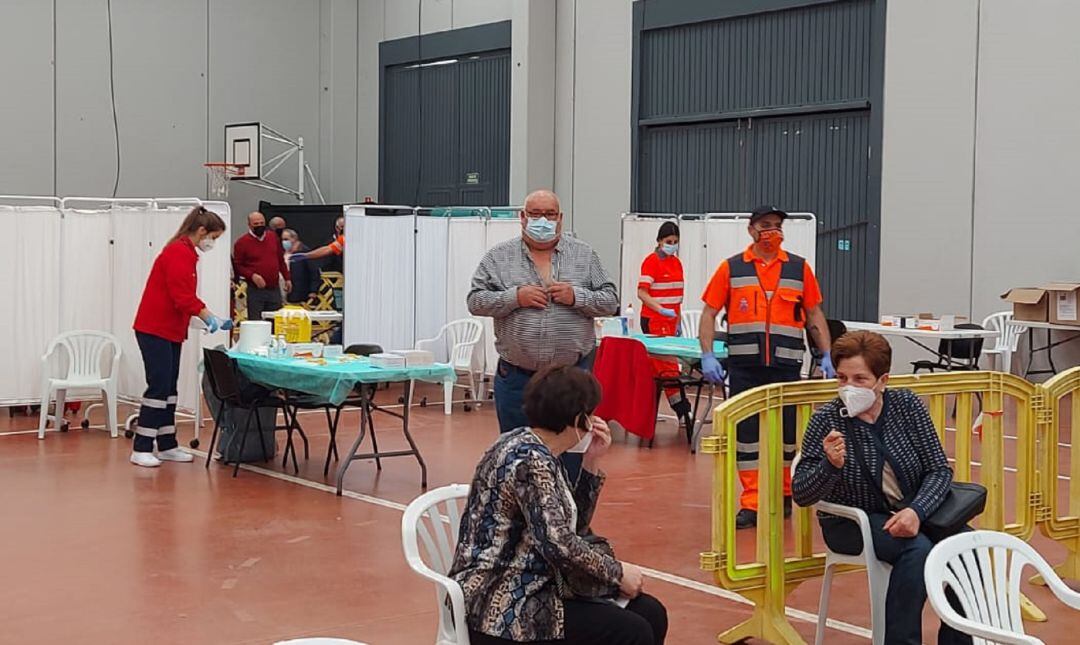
[468,190,618,474]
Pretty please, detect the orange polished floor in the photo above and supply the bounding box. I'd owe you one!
[1,385,1076,644]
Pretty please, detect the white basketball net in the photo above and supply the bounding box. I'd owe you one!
[207,165,231,198]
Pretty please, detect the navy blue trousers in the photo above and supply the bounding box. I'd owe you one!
[134,332,183,453]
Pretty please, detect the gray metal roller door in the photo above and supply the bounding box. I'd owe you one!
[382,50,510,206]
[633,0,884,321]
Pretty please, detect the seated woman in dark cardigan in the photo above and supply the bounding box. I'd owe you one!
[449,366,667,645]
[792,331,971,645]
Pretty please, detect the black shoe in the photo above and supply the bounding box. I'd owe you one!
[735,508,758,529]
[784,496,793,518]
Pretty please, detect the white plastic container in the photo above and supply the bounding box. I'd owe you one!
[237,320,272,354]
[390,349,435,366]
[370,353,406,368]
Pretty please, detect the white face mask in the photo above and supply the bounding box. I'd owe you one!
[198,237,216,252]
[838,383,880,417]
[566,417,594,454]
[566,430,593,454]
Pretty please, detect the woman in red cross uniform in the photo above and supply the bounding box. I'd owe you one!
[637,221,692,429]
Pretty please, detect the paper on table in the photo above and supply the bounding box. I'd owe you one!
[1056,291,1078,322]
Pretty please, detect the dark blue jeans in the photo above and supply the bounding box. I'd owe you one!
[820,514,972,645]
[494,353,594,483]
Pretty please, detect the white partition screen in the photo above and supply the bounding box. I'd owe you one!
[0,198,231,411]
[0,206,62,402]
[415,215,450,356]
[342,206,416,352]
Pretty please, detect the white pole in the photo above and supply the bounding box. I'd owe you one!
[298,136,305,204]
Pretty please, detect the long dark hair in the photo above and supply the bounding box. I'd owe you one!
[169,205,226,244]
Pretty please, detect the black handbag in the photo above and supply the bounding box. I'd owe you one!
[848,416,986,541]
[921,481,987,541]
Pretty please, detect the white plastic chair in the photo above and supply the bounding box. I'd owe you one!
[680,309,702,338]
[416,318,484,415]
[402,484,471,645]
[791,454,892,645]
[981,311,1023,374]
[925,530,1080,644]
[38,330,122,439]
[681,308,725,340]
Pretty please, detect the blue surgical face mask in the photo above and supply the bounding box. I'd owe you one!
[525,217,558,243]
[661,243,679,256]
[282,240,293,251]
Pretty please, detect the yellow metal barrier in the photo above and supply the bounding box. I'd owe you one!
[698,369,1075,644]
[1037,369,1080,584]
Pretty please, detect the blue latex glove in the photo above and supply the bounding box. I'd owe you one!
[701,351,725,384]
[220,318,234,331]
[659,307,677,318]
[204,316,222,333]
[820,351,836,378]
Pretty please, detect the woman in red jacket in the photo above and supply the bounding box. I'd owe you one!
[131,206,231,468]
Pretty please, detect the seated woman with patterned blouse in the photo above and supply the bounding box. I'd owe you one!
[793,331,971,645]
[449,365,667,645]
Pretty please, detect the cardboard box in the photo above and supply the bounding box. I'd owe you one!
[1044,282,1080,326]
[1001,288,1050,323]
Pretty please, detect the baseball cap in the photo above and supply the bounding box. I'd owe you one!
[749,205,789,224]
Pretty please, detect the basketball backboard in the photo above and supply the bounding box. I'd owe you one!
[224,122,261,180]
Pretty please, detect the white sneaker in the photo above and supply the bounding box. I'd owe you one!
[130,451,162,468]
[156,447,194,463]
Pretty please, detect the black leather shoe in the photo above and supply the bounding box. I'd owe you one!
[784,496,793,518]
[735,508,758,529]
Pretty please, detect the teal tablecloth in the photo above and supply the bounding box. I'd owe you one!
[630,335,727,361]
[230,352,456,406]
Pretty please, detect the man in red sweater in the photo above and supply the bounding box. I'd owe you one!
[232,211,291,322]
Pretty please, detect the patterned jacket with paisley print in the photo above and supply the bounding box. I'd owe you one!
[449,428,624,641]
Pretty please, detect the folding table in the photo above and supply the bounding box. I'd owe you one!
[230,352,455,493]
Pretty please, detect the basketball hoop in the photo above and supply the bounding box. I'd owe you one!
[203,162,247,198]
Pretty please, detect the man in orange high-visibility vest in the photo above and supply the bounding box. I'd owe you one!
[698,206,835,529]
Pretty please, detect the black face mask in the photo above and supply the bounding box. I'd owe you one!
[252,225,267,237]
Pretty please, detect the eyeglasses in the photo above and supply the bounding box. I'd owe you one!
[753,221,783,232]
[524,210,561,220]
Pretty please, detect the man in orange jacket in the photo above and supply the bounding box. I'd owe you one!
[698,206,835,529]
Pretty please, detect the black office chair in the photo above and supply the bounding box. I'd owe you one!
[911,323,985,373]
[202,348,295,477]
[807,319,848,377]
